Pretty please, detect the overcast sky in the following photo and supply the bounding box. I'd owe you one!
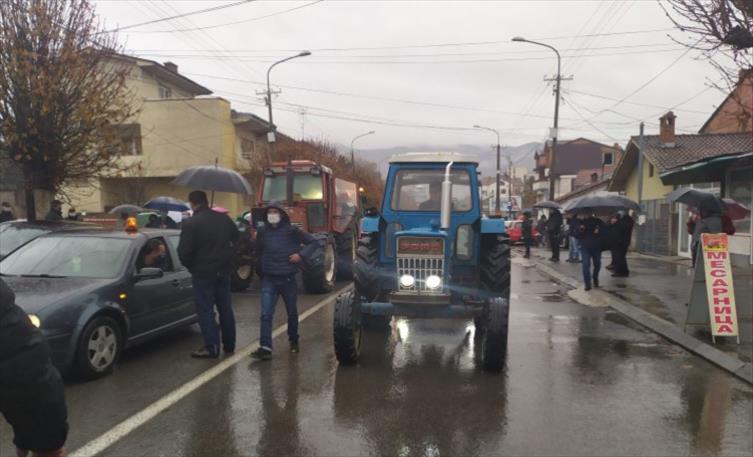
[92,0,731,150]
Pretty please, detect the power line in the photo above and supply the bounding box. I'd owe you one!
[566,89,710,114]
[126,0,324,33]
[101,0,253,33]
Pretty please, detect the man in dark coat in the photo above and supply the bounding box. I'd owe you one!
[178,190,239,358]
[44,200,63,221]
[574,210,606,291]
[611,211,634,277]
[522,212,534,259]
[251,202,316,360]
[0,278,68,457]
[546,209,563,261]
[536,215,547,247]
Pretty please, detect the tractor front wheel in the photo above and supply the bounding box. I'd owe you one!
[333,290,362,364]
[482,297,509,372]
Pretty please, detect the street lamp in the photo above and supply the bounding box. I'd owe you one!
[512,36,561,201]
[265,50,311,160]
[350,130,375,176]
[473,124,503,215]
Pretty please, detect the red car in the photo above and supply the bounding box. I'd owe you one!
[506,220,539,245]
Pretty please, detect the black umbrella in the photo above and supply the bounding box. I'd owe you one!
[172,165,253,195]
[533,200,560,209]
[108,204,145,215]
[144,196,190,212]
[565,194,640,212]
[666,187,724,214]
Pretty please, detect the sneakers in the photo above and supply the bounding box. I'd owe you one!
[290,342,300,354]
[191,346,219,359]
[585,286,592,291]
[606,264,615,271]
[251,347,272,360]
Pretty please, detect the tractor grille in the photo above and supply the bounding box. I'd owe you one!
[397,256,445,295]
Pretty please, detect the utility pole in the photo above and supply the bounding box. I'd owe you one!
[473,125,502,215]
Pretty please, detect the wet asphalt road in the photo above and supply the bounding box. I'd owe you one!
[2,261,753,457]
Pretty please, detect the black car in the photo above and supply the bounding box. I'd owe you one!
[0,220,100,260]
[0,228,196,379]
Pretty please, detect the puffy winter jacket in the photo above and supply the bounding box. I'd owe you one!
[256,202,316,277]
[178,206,239,279]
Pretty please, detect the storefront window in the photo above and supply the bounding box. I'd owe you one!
[727,167,752,235]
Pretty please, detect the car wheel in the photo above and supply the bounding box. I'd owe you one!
[76,316,122,380]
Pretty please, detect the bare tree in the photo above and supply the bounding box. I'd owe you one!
[0,0,137,220]
[661,0,752,127]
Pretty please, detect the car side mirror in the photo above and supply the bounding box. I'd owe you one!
[134,267,164,281]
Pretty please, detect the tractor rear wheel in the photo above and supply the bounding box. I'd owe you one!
[480,234,511,299]
[482,297,509,372]
[302,233,337,294]
[333,290,362,364]
[335,225,357,281]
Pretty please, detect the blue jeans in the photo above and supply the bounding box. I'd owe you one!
[260,275,299,350]
[580,243,601,289]
[569,236,580,261]
[193,274,235,353]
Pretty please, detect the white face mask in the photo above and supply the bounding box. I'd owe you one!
[267,213,281,225]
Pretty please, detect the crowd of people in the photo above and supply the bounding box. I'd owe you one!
[520,209,634,291]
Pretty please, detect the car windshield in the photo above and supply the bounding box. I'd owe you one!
[391,169,472,211]
[0,224,49,257]
[263,174,323,201]
[0,236,131,279]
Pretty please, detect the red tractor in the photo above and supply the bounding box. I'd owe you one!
[244,160,360,294]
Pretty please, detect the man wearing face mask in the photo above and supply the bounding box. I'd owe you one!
[178,191,239,359]
[251,202,316,360]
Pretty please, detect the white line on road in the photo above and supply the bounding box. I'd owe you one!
[70,286,350,457]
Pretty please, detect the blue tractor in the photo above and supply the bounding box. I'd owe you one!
[333,152,511,372]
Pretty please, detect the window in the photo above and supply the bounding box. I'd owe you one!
[727,167,752,235]
[167,235,184,268]
[240,139,254,159]
[334,179,358,232]
[112,123,142,156]
[603,153,613,165]
[456,225,474,260]
[390,169,472,212]
[158,84,172,99]
[648,163,655,178]
[262,174,323,201]
[1,236,131,279]
[136,237,173,272]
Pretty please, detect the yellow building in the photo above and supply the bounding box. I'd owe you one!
[609,112,752,265]
[67,55,272,216]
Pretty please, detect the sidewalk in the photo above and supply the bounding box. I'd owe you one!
[520,245,753,383]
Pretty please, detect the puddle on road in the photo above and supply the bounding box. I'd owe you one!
[537,293,566,302]
[609,289,676,324]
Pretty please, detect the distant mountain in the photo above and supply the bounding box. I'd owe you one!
[349,142,543,177]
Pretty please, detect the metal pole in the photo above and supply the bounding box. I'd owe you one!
[495,135,501,215]
[549,49,561,201]
[350,130,375,178]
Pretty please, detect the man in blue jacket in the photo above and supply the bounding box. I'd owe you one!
[252,202,316,360]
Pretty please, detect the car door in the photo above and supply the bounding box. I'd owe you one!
[166,233,195,320]
[128,236,185,337]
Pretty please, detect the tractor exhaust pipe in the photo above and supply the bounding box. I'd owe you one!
[440,161,454,230]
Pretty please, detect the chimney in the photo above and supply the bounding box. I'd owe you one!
[163,61,178,73]
[659,111,676,148]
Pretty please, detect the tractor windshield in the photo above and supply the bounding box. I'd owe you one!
[262,174,324,201]
[391,169,472,212]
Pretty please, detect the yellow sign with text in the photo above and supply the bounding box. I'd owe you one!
[701,233,739,338]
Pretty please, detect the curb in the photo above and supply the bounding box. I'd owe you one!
[525,257,753,386]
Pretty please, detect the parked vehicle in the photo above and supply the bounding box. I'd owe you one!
[506,220,539,245]
[248,160,360,293]
[333,152,511,372]
[0,227,197,379]
[0,220,100,260]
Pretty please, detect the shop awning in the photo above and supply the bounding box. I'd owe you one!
[660,152,753,185]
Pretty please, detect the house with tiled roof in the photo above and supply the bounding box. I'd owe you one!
[533,138,622,201]
[608,110,752,265]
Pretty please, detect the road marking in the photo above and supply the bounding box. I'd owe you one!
[70,285,351,457]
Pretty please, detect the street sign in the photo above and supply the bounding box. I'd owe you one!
[684,233,740,344]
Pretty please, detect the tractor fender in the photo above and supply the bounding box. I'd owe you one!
[360,215,380,234]
[481,218,506,234]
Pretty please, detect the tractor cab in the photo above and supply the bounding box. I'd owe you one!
[333,152,512,372]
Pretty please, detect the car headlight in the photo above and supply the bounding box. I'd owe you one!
[425,275,442,290]
[399,274,415,288]
[28,314,41,328]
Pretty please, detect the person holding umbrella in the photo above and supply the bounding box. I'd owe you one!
[574,208,606,291]
[546,209,563,262]
[178,190,240,358]
[522,211,534,259]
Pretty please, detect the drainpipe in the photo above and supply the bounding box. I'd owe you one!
[637,122,645,210]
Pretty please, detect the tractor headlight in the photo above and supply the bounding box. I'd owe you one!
[400,274,416,288]
[28,314,41,328]
[425,275,442,290]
